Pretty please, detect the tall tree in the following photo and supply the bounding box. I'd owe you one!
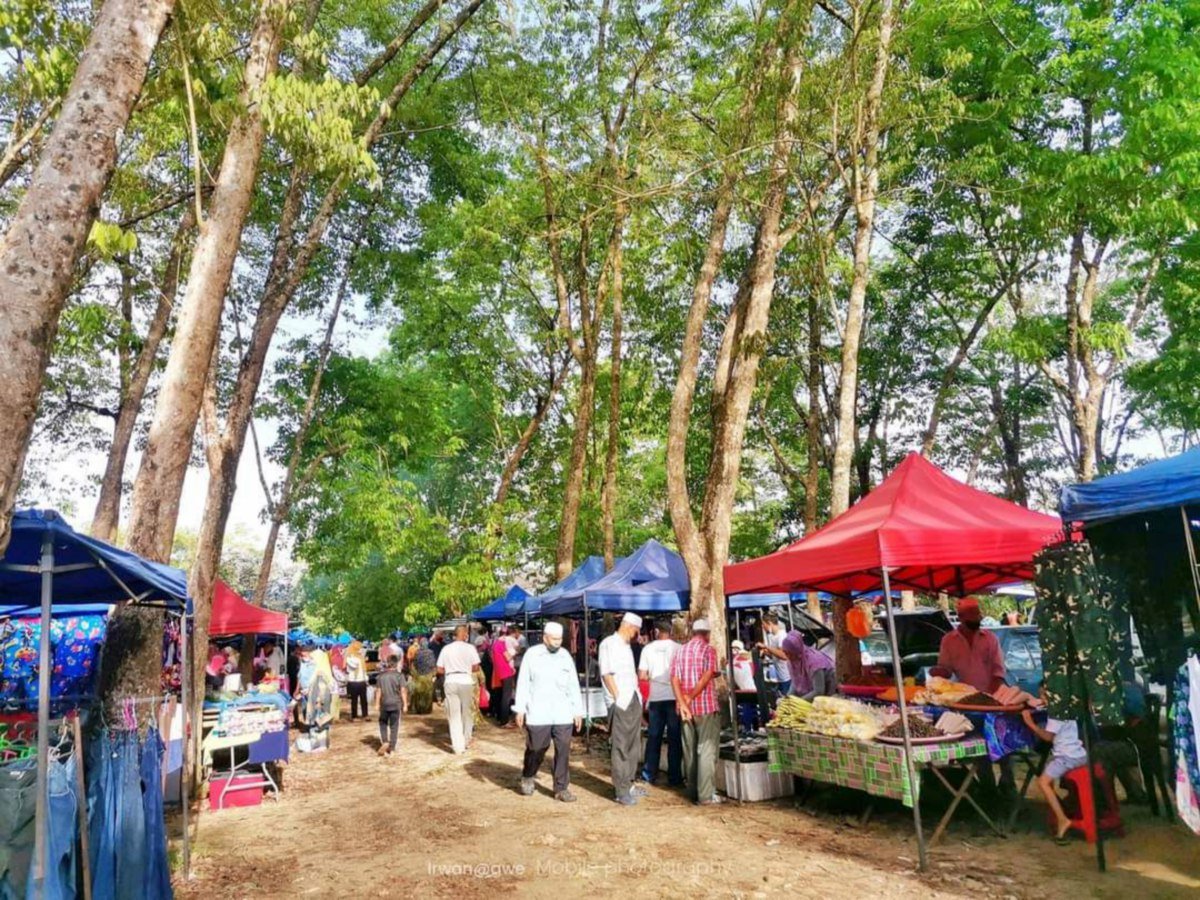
[0,0,176,552]
[126,0,293,563]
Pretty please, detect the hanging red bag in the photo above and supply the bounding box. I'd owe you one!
[478,682,491,711]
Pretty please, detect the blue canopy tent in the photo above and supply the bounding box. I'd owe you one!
[1061,446,1200,525]
[541,539,689,615]
[502,584,532,618]
[521,556,610,618]
[1060,447,1200,679]
[0,509,191,890]
[470,585,527,622]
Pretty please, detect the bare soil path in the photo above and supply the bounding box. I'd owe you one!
[174,711,1200,899]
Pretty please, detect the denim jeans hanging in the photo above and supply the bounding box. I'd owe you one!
[27,756,77,900]
[140,728,171,899]
[114,732,146,900]
[87,730,117,900]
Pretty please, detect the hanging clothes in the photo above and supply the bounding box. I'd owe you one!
[1174,656,1200,833]
[0,759,36,899]
[26,755,77,900]
[140,729,171,900]
[1033,541,1125,725]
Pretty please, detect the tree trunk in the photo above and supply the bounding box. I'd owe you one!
[91,206,195,540]
[829,0,896,684]
[125,0,290,563]
[600,174,629,570]
[0,0,176,554]
[556,353,597,579]
[666,22,781,619]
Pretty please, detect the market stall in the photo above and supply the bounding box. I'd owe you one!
[1061,447,1200,836]
[541,539,689,733]
[0,509,189,897]
[202,579,289,809]
[469,585,527,622]
[724,453,1063,869]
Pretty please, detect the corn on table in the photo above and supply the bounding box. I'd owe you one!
[767,729,1004,846]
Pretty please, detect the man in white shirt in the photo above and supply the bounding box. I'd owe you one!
[599,612,644,805]
[760,613,790,701]
[514,621,583,802]
[637,621,683,787]
[436,625,482,754]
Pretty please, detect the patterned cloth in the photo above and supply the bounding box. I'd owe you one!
[0,615,106,708]
[670,637,719,716]
[1172,656,1200,833]
[1033,541,1124,726]
[767,729,988,807]
[960,710,1042,762]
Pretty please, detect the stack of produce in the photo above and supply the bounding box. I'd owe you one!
[768,695,883,741]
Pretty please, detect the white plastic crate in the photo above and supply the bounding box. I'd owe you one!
[715,759,795,802]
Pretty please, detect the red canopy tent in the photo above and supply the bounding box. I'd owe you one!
[210,579,287,635]
[724,453,1064,871]
[725,452,1064,597]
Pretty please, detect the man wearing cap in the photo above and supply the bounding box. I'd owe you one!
[599,612,645,805]
[514,621,583,802]
[932,598,1006,693]
[671,618,722,805]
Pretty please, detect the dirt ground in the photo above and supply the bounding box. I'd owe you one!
[172,709,1200,899]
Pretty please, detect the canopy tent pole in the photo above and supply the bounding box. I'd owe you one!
[786,600,794,631]
[727,603,743,800]
[1181,506,1200,610]
[583,598,591,751]
[881,566,926,872]
[31,531,53,895]
[179,607,191,880]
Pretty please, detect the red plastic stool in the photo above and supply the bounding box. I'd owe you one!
[1046,762,1124,843]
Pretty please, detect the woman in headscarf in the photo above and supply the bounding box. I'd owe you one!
[766,631,836,701]
[299,648,337,750]
[344,640,368,720]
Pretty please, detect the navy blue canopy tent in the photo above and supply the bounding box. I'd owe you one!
[522,555,609,618]
[1061,446,1200,524]
[470,585,527,621]
[1060,448,1200,682]
[502,584,532,618]
[0,509,192,889]
[541,539,688,615]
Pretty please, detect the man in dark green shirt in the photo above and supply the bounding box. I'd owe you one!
[376,656,408,756]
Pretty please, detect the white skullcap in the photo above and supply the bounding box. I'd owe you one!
[692,618,711,632]
[622,612,643,628]
[544,622,564,639]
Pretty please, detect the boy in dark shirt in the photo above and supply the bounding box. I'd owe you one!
[376,655,408,756]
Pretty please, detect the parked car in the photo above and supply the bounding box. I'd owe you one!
[988,625,1042,695]
[859,608,953,677]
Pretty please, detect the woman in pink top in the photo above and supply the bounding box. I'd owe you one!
[491,630,517,725]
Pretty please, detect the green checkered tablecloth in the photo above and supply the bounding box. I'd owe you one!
[767,729,988,807]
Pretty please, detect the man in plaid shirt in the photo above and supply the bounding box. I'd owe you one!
[670,618,722,805]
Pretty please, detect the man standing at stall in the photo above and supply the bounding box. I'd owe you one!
[931,598,1006,693]
[638,621,683,788]
[599,612,644,805]
[514,622,583,802]
[671,619,722,806]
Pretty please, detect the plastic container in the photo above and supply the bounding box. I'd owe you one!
[715,759,795,802]
[208,774,264,810]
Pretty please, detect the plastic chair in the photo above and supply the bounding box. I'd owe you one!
[1048,762,1124,843]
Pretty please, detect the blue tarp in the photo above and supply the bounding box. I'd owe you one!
[1060,446,1200,524]
[522,556,610,617]
[541,539,689,615]
[470,585,527,621]
[0,510,189,610]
